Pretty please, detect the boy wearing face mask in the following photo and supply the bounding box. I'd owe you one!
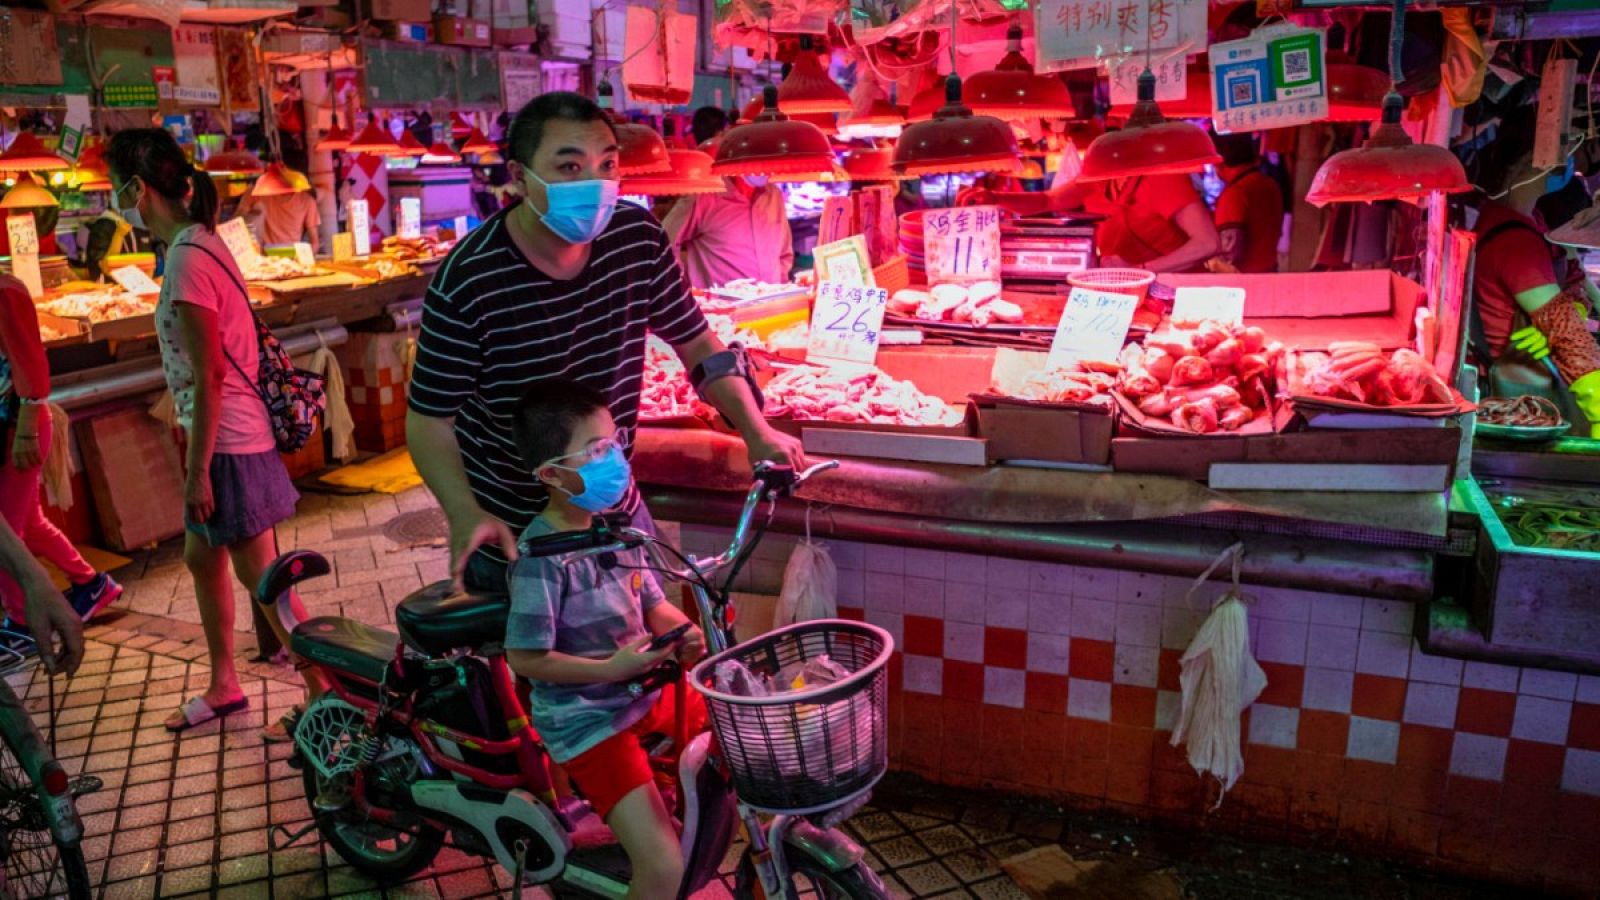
[408,92,803,593]
[660,105,795,289]
[504,379,707,900]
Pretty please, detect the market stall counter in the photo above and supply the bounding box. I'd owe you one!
[632,426,1592,894]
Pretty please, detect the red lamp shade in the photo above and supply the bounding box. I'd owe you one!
[204,148,265,174]
[1107,61,1213,121]
[965,24,1076,121]
[1079,70,1219,181]
[422,141,462,164]
[72,142,112,191]
[1325,53,1390,123]
[0,133,69,172]
[840,98,905,129]
[907,84,945,123]
[346,121,402,156]
[615,122,672,177]
[316,125,351,151]
[743,98,838,136]
[843,147,912,181]
[776,37,851,115]
[620,149,724,196]
[450,112,474,139]
[713,85,837,178]
[395,130,429,157]
[0,173,59,209]
[251,163,303,197]
[1306,97,1469,206]
[458,127,497,156]
[892,75,1021,177]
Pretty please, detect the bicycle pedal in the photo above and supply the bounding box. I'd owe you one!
[312,784,352,814]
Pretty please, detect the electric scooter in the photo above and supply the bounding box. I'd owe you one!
[259,461,890,898]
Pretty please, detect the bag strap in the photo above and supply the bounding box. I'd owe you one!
[176,240,273,406]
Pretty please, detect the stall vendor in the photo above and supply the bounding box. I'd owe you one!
[234,164,320,252]
[1470,153,1600,436]
[966,169,1220,272]
[660,106,794,289]
[1210,132,1282,274]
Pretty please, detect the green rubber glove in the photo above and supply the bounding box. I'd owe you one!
[1509,325,1552,361]
[1570,370,1600,438]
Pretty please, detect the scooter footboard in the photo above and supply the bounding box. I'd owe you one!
[410,781,570,883]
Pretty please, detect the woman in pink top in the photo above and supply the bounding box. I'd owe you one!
[108,129,324,738]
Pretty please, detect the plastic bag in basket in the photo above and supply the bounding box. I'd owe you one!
[775,541,838,628]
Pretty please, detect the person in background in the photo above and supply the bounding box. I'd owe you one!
[660,105,795,289]
[108,129,325,737]
[408,92,803,595]
[1469,130,1600,436]
[966,159,1219,272]
[1210,132,1283,274]
[234,163,321,252]
[690,106,728,148]
[0,275,122,632]
[0,514,82,676]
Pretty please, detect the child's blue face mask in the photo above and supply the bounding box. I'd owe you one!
[544,442,630,512]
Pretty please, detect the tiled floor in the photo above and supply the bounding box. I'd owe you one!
[13,486,1529,899]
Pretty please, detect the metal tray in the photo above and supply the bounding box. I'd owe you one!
[1475,422,1571,442]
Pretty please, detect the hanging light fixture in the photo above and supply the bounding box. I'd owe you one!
[776,35,851,115]
[620,148,725,196]
[457,127,497,156]
[595,81,671,177]
[839,97,906,139]
[1307,0,1469,205]
[450,112,474,139]
[742,97,838,136]
[71,141,112,192]
[317,124,352,152]
[843,146,913,181]
[395,130,430,157]
[204,147,265,174]
[346,120,402,156]
[422,141,462,164]
[965,23,1076,121]
[0,173,58,209]
[1078,68,1219,181]
[250,162,307,198]
[892,0,1020,176]
[1324,51,1391,123]
[713,84,837,178]
[907,83,945,123]
[0,133,69,173]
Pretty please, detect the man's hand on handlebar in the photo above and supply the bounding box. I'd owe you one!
[745,425,806,473]
[606,634,676,681]
[448,506,520,591]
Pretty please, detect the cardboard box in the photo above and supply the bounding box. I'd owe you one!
[381,20,432,41]
[79,407,186,552]
[1112,435,1248,479]
[36,311,88,347]
[972,349,1115,465]
[434,14,491,45]
[370,0,433,21]
[493,25,538,46]
[0,8,62,86]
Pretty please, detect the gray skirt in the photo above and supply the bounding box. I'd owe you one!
[186,449,299,548]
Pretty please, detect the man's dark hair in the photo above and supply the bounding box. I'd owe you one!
[691,106,729,145]
[511,378,610,470]
[508,91,617,166]
[1212,131,1260,169]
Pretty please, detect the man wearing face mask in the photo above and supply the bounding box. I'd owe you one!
[659,107,794,289]
[408,92,806,593]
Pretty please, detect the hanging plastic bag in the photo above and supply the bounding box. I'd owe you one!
[1169,543,1267,804]
[775,507,838,627]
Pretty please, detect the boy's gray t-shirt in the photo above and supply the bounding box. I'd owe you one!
[505,518,667,762]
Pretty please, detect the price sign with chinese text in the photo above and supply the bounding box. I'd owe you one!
[1109,55,1188,106]
[110,265,161,296]
[806,280,889,368]
[5,215,42,298]
[1035,0,1207,72]
[217,217,260,268]
[1172,286,1246,324]
[349,199,371,256]
[924,205,1001,284]
[813,235,873,287]
[293,242,315,269]
[1209,26,1326,133]
[1046,287,1140,370]
[398,197,421,240]
[332,232,355,262]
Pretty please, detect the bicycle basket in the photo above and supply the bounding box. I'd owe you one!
[689,620,892,815]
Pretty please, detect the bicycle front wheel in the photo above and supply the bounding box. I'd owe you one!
[0,681,93,900]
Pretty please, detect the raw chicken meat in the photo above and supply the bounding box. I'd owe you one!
[766,366,965,427]
[1300,344,1455,407]
[893,282,1024,327]
[1122,318,1286,433]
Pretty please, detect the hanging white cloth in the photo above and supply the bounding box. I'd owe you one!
[308,339,355,462]
[1169,543,1267,804]
[40,402,73,511]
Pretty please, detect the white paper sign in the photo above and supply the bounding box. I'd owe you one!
[110,265,161,295]
[453,215,470,240]
[923,205,1002,284]
[806,280,890,367]
[5,215,42,299]
[398,197,421,240]
[349,199,371,256]
[1046,287,1140,370]
[293,242,315,269]
[1109,56,1188,106]
[217,217,260,267]
[1035,0,1207,72]
[1172,286,1246,325]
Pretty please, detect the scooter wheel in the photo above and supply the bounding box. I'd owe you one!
[734,846,889,900]
[301,765,444,881]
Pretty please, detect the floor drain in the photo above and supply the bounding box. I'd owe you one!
[382,509,449,547]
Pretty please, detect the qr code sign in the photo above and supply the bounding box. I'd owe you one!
[1282,48,1310,82]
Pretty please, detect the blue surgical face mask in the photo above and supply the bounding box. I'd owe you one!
[742,175,770,189]
[526,171,618,244]
[546,443,630,512]
[114,179,146,231]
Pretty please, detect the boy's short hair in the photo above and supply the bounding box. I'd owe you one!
[511,379,610,470]
[508,91,617,167]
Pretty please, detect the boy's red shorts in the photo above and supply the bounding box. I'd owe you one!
[562,685,708,820]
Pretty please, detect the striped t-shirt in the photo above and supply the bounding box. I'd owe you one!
[505,517,667,761]
[408,202,708,551]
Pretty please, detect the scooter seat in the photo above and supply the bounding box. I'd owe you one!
[292,617,398,685]
[395,582,511,656]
